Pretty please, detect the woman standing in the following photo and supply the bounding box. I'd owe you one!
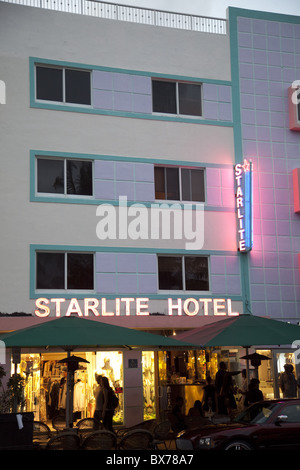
[94,375,115,432]
[220,373,237,417]
[94,374,103,423]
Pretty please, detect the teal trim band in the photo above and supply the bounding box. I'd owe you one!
[31,244,237,255]
[229,11,243,166]
[31,149,234,168]
[239,252,252,314]
[29,57,233,126]
[228,7,275,315]
[30,100,233,126]
[31,292,243,301]
[31,196,234,212]
[229,8,250,315]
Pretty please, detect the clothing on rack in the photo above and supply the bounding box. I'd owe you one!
[73,379,85,413]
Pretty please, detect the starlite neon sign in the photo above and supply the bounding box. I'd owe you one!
[234,159,253,252]
[34,297,239,317]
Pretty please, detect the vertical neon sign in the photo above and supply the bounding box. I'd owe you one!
[234,159,253,252]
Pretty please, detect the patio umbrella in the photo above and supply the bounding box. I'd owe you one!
[0,315,196,350]
[175,314,300,348]
[176,314,300,385]
[58,354,90,427]
[0,316,197,428]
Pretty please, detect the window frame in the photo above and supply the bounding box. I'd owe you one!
[154,165,205,203]
[152,79,202,118]
[35,64,92,107]
[35,251,95,292]
[157,254,210,293]
[36,155,94,199]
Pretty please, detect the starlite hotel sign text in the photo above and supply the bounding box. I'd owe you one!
[34,297,239,318]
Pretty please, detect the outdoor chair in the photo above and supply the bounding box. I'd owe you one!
[33,421,52,449]
[81,430,117,450]
[33,420,52,438]
[116,419,157,438]
[75,417,103,440]
[52,414,67,432]
[117,429,154,450]
[152,420,175,449]
[46,431,81,450]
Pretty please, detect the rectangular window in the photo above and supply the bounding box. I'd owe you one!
[37,157,93,197]
[154,166,205,202]
[36,65,91,105]
[152,80,202,116]
[36,252,94,290]
[158,255,209,291]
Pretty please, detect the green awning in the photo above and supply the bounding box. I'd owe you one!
[176,314,300,347]
[0,316,195,350]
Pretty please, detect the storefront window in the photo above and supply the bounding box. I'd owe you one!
[13,351,125,426]
[276,350,297,399]
[206,350,218,380]
[158,351,167,385]
[142,351,156,420]
[256,349,274,399]
[96,351,124,425]
[18,354,41,417]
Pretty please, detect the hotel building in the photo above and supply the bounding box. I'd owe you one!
[0,1,299,426]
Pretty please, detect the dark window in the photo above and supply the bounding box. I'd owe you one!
[181,168,205,202]
[185,256,209,291]
[65,69,91,105]
[158,256,183,290]
[67,253,94,290]
[36,65,91,105]
[154,167,165,200]
[152,80,202,116]
[158,255,209,291]
[297,90,300,121]
[155,166,205,202]
[37,158,93,196]
[37,159,64,194]
[152,80,176,114]
[178,83,202,116]
[36,252,94,290]
[36,252,65,289]
[36,66,63,102]
[155,167,180,200]
[66,160,93,196]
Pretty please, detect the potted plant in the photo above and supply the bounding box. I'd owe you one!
[0,366,34,450]
[0,366,11,413]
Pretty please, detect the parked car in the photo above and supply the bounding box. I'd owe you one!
[176,399,300,451]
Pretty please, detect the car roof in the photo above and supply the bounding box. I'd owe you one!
[255,399,300,405]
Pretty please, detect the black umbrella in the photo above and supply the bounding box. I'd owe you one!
[240,352,270,368]
[58,355,90,371]
[58,353,90,428]
[240,352,271,382]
